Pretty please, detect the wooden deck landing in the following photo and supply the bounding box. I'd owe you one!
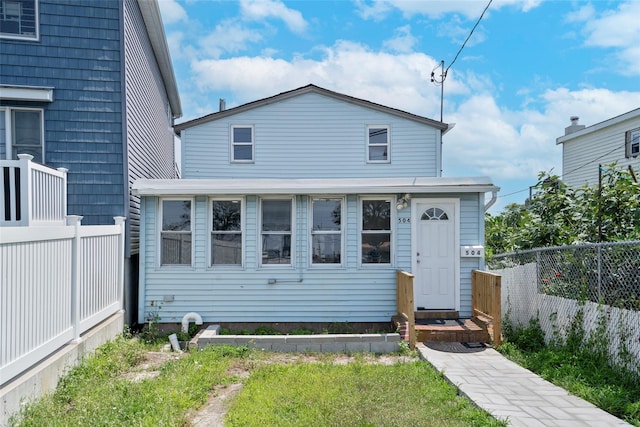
[415,318,491,343]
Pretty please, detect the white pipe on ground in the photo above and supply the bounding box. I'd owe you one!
[181,312,203,333]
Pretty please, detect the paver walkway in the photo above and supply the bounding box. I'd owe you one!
[418,343,632,427]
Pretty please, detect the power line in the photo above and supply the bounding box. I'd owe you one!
[432,0,492,122]
[445,0,493,75]
[560,141,627,180]
[497,141,629,201]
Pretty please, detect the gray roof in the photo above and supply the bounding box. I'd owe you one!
[174,84,448,133]
[132,176,498,196]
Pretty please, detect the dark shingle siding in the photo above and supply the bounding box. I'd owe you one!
[0,0,124,225]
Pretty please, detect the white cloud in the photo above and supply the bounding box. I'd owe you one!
[572,1,640,76]
[382,25,418,53]
[157,0,188,25]
[239,0,308,34]
[198,20,263,59]
[190,40,463,117]
[356,0,543,20]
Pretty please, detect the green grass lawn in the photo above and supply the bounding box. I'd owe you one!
[9,336,504,427]
[499,342,640,427]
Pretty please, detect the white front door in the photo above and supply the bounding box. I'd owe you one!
[413,200,458,310]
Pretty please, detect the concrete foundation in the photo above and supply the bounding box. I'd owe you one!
[1,312,124,427]
[196,325,401,354]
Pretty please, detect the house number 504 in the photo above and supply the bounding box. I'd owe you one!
[397,218,410,223]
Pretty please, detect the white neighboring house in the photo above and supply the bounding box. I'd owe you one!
[556,108,640,189]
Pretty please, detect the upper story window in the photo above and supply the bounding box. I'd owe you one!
[367,125,390,163]
[231,125,254,163]
[0,107,43,163]
[0,0,38,40]
[626,128,640,158]
[361,198,392,265]
[311,198,343,265]
[260,198,292,266]
[160,199,192,266]
[211,199,242,266]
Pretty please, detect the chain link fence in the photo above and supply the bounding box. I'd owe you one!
[489,241,640,311]
[488,241,640,373]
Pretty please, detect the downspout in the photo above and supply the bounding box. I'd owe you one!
[484,191,497,212]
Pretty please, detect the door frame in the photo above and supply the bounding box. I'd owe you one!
[410,198,460,311]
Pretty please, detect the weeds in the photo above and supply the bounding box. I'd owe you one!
[499,315,640,426]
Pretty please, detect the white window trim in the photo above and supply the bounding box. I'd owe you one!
[359,196,394,267]
[309,196,345,267]
[259,196,295,268]
[366,125,390,164]
[0,0,40,41]
[626,127,640,159]
[158,197,194,268]
[209,196,244,268]
[230,124,254,163]
[1,106,44,162]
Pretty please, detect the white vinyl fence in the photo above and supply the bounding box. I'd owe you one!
[490,242,640,373]
[0,216,125,385]
[1,154,67,227]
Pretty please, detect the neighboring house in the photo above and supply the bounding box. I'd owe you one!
[133,85,499,325]
[0,0,182,324]
[556,109,640,189]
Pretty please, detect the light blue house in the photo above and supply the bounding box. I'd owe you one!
[133,85,498,326]
[0,0,182,324]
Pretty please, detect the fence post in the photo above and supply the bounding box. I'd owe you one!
[17,154,33,226]
[67,215,84,343]
[597,244,602,302]
[114,216,126,314]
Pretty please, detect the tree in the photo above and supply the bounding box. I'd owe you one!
[486,164,640,256]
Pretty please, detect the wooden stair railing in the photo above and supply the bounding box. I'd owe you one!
[472,270,502,346]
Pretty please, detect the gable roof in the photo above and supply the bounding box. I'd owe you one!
[556,108,640,145]
[174,84,448,133]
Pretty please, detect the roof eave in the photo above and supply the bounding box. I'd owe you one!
[174,84,447,133]
[132,178,499,196]
[137,0,182,119]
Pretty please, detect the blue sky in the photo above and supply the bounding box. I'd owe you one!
[158,0,640,213]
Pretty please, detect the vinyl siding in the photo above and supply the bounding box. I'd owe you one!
[0,0,125,225]
[562,115,640,189]
[140,191,485,322]
[123,0,176,254]
[182,92,439,179]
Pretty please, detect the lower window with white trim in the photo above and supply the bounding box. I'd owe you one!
[211,199,242,266]
[361,198,392,264]
[0,107,44,162]
[260,198,292,265]
[311,197,342,265]
[160,199,192,266]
